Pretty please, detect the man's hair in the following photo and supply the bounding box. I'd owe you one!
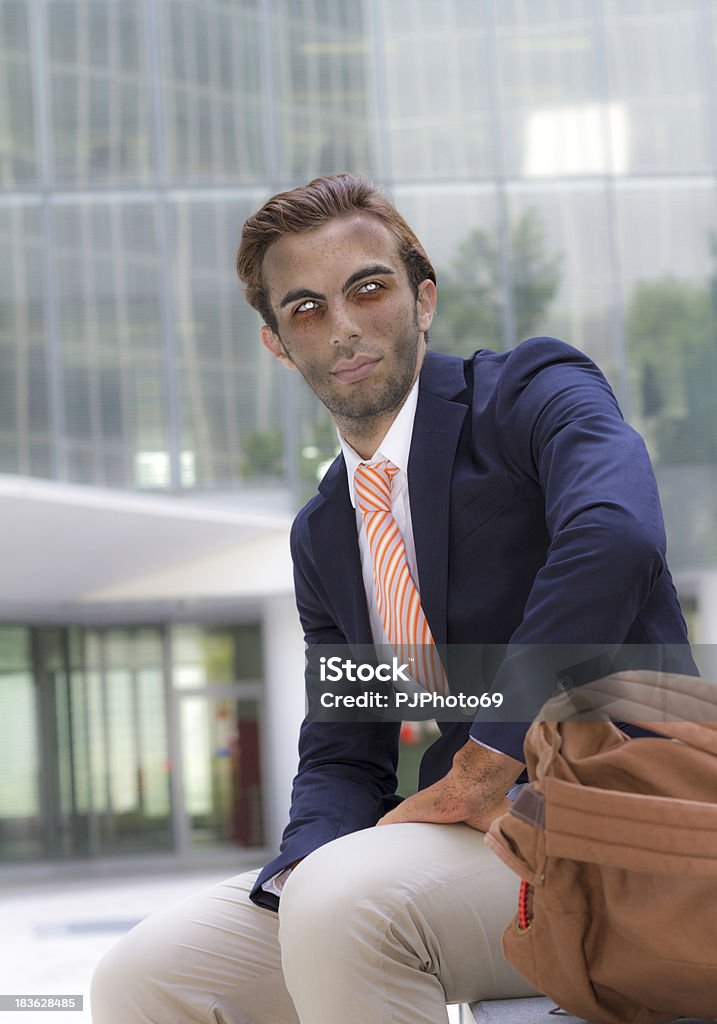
[236,173,436,333]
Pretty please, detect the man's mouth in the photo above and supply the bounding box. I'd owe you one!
[331,357,381,384]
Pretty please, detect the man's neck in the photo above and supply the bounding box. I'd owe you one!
[336,411,399,460]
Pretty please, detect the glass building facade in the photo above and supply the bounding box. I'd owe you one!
[2,0,716,551]
[2,0,717,859]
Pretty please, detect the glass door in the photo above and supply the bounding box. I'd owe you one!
[171,624,265,851]
[44,626,173,857]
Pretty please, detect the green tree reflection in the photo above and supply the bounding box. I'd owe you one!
[628,275,717,464]
[431,209,562,356]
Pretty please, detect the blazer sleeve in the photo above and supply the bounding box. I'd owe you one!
[468,337,677,759]
[250,512,400,911]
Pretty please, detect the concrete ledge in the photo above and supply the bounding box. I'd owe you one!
[469,997,715,1024]
[469,998,579,1024]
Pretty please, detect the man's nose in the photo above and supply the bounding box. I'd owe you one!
[328,299,362,345]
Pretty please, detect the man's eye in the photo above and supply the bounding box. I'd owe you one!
[295,299,320,314]
[358,281,382,295]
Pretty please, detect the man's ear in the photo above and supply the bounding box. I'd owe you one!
[260,324,296,369]
[416,279,437,334]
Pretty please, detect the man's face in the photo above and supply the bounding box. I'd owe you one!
[259,214,436,427]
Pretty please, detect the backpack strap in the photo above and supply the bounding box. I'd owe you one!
[510,784,545,828]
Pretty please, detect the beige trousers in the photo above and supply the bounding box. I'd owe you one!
[91,822,535,1024]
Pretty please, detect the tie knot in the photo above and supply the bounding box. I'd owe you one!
[354,459,398,515]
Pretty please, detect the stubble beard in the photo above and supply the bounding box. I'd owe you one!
[278,315,423,444]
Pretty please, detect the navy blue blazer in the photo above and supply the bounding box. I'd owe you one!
[251,338,696,910]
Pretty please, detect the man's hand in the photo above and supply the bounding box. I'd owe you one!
[376,740,524,832]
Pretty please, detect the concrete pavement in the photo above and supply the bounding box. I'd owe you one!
[0,858,255,1024]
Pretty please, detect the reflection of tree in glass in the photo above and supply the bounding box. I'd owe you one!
[627,272,717,464]
[240,429,284,479]
[430,209,562,356]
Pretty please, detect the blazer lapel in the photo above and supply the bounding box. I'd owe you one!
[306,456,374,646]
[408,353,469,647]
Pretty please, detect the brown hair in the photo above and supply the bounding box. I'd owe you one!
[236,173,436,332]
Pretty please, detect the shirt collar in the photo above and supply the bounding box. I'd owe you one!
[339,378,419,508]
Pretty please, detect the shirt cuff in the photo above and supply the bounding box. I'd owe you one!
[468,736,505,756]
[261,867,293,898]
[469,722,529,764]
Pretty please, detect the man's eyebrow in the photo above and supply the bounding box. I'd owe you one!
[279,287,324,309]
[343,265,395,291]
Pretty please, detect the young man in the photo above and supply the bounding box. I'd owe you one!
[92,174,696,1024]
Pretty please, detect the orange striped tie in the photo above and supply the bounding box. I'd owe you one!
[354,460,448,695]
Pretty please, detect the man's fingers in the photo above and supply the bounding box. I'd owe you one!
[377,788,464,826]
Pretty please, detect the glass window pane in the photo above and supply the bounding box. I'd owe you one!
[0,202,50,477]
[234,624,262,680]
[69,668,91,822]
[137,667,171,819]
[506,185,616,376]
[103,630,171,851]
[180,694,264,849]
[273,0,378,179]
[382,0,494,179]
[180,695,212,828]
[49,636,75,855]
[162,0,265,182]
[170,195,284,487]
[0,0,37,184]
[86,667,108,815]
[54,201,165,487]
[495,1,603,177]
[172,624,263,688]
[48,0,152,184]
[45,626,172,855]
[393,185,502,355]
[106,668,139,812]
[604,0,710,173]
[618,182,717,568]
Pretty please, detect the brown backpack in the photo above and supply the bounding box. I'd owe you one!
[486,670,717,1024]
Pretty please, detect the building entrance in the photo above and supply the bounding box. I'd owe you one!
[0,623,265,862]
